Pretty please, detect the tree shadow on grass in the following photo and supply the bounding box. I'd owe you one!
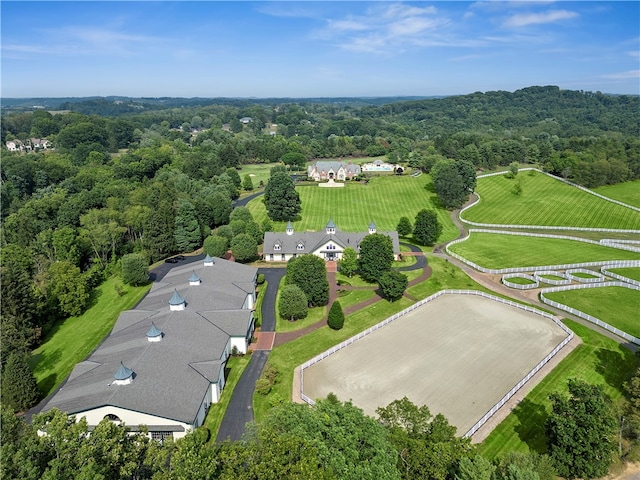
[512,398,549,454]
[595,347,636,391]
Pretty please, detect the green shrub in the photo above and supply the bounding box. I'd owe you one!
[327,301,345,330]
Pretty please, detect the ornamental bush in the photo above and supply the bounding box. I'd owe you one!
[327,301,345,330]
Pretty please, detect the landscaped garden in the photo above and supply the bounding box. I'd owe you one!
[461,170,640,230]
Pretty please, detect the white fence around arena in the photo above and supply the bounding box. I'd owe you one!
[539,281,640,345]
[601,263,640,287]
[459,168,640,233]
[299,290,574,439]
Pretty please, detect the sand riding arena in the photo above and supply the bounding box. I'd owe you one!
[300,291,573,438]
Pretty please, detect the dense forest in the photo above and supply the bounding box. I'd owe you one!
[1,86,639,479]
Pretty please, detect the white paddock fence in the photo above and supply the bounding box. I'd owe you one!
[502,273,539,290]
[601,261,640,287]
[299,290,573,439]
[565,268,608,283]
[459,168,640,233]
[446,229,640,275]
[534,270,572,286]
[540,281,640,345]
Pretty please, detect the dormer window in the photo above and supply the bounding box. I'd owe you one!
[297,241,305,251]
[274,241,281,251]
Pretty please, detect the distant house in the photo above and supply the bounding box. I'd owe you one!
[39,256,257,441]
[307,161,361,181]
[30,138,52,150]
[362,159,399,172]
[5,140,24,151]
[239,117,253,124]
[263,220,400,262]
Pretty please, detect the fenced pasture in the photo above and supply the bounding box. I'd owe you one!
[448,231,640,270]
[302,293,570,436]
[605,266,640,283]
[247,175,459,243]
[593,180,640,208]
[461,171,640,230]
[543,285,640,339]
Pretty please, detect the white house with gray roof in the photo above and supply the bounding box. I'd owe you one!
[40,256,257,441]
[307,161,361,181]
[263,220,400,263]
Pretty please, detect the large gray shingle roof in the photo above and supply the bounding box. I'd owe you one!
[42,257,257,425]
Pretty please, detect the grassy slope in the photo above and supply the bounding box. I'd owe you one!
[449,232,640,269]
[544,286,640,338]
[462,171,640,229]
[479,320,637,459]
[30,277,151,397]
[593,179,640,208]
[247,175,459,246]
[608,267,640,282]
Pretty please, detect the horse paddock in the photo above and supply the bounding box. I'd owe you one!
[302,293,570,435]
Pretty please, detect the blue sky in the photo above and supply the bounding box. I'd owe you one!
[2,1,638,98]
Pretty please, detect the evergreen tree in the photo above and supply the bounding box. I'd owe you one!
[358,233,395,283]
[264,171,301,221]
[144,184,176,262]
[413,209,442,246]
[174,199,201,253]
[327,301,345,330]
[1,353,40,412]
[242,174,253,191]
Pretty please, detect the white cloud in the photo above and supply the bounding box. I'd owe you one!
[503,9,578,28]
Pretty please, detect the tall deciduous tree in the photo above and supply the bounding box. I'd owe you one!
[545,379,617,479]
[44,261,90,317]
[286,255,329,307]
[358,233,394,283]
[338,247,358,277]
[230,233,257,263]
[378,271,408,301]
[396,216,413,237]
[203,234,229,258]
[431,159,476,209]
[263,171,301,222]
[413,209,442,246]
[278,284,308,321]
[121,253,149,286]
[242,174,253,191]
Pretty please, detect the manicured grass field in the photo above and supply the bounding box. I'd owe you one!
[479,320,637,458]
[544,286,640,338]
[448,232,640,270]
[337,289,377,309]
[461,171,640,230]
[247,175,459,245]
[507,277,537,285]
[594,179,640,208]
[608,267,640,283]
[30,277,152,397]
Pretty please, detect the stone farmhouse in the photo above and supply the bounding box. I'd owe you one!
[263,220,400,262]
[5,138,52,152]
[307,161,361,181]
[40,255,257,441]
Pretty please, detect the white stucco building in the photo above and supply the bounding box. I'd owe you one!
[40,255,257,441]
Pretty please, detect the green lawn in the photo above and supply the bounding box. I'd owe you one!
[544,286,640,338]
[607,267,640,283]
[593,179,640,208]
[448,232,640,270]
[479,320,637,459]
[462,171,640,230]
[336,289,377,309]
[30,276,152,397]
[237,163,277,190]
[204,354,251,441]
[506,277,537,285]
[247,175,459,245]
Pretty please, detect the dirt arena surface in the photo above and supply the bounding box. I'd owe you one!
[303,294,570,434]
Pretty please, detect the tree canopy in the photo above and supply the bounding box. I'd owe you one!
[263,171,301,222]
[358,233,395,283]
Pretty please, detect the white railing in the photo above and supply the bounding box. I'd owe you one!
[539,282,640,345]
[565,268,608,283]
[534,270,572,286]
[459,168,640,233]
[299,290,573,439]
[446,230,640,274]
[502,273,539,290]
